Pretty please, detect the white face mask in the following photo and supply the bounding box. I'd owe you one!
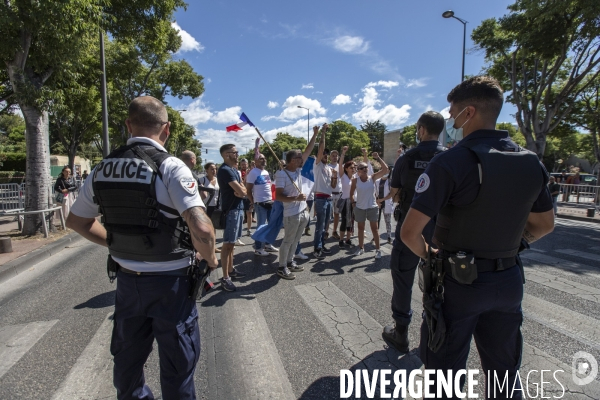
[446,107,470,142]
[415,126,421,144]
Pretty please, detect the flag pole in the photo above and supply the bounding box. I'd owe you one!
[252,126,303,194]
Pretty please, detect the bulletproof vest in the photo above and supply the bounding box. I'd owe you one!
[92,143,193,262]
[433,142,544,259]
[399,144,445,218]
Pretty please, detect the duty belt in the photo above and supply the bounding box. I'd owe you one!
[441,256,516,273]
[119,266,190,276]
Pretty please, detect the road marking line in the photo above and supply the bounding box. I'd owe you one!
[204,290,295,400]
[0,319,58,379]
[525,270,600,303]
[295,281,422,372]
[364,271,600,397]
[51,312,114,400]
[556,249,600,263]
[521,252,600,275]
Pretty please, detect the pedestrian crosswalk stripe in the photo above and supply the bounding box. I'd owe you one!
[556,249,600,263]
[364,271,600,397]
[525,269,600,303]
[590,246,600,251]
[295,281,422,372]
[203,290,295,400]
[51,312,115,400]
[0,319,58,379]
[521,251,600,276]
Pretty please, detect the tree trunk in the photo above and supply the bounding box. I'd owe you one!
[22,106,52,235]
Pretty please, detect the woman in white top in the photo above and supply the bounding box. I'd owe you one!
[337,160,357,247]
[199,162,220,217]
[349,152,389,259]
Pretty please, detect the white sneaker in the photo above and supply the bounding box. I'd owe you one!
[265,244,279,253]
[354,248,364,256]
[294,251,309,260]
[235,239,245,246]
[254,249,269,256]
[375,250,382,259]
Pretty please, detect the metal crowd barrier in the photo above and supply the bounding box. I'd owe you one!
[0,183,24,211]
[0,206,65,238]
[558,183,600,205]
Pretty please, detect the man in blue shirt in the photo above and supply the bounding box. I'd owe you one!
[401,76,554,397]
[217,144,247,292]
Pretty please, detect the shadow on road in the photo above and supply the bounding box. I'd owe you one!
[74,290,116,309]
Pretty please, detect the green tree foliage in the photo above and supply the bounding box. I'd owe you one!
[165,107,202,165]
[360,120,386,154]
[400,124,417,148]
[327,120,370,163]
[471,0,600,159]
[496,122,527,147]
[256,133,307,172]
[0,0,187,234]
[0,113,26,153]
[567,74,600,170]
[106,34,204,148]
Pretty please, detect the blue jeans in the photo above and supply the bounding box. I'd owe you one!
[223,208,243,243]
[253,203,272,250]
[313,197,332,251]
[112,271,199,400]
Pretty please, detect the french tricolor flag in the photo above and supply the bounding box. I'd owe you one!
[226,113,255,132]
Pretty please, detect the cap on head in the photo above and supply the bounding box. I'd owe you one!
[323,148,330,156]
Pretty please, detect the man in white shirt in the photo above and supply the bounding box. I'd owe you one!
[312,123,337,258]
[66,96,217,399]
[246,154,278,256]
[275,126,319,279]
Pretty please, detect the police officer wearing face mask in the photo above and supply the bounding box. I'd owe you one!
[67,96,218,399]
[401,76,554,397]
[381,111,446,352]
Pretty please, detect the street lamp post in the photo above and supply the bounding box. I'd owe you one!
[297,106,310,142]
[442,10,468,82]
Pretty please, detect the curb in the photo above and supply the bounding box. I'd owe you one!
[0,232,83,285]
[557,213,600,224]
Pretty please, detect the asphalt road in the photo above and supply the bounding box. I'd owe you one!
[0,217,599,399]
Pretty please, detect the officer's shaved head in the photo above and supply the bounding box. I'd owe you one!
[447,76,504,121]
[128,96,168,132]
[181,150,196,162]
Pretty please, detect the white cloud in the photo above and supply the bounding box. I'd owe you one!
[171,22,204,53]
[261,117,329,142]
[330,35,370,54]
[267,101,279,109]
[181,98,212,125]
[332,94,352,105]
[406,78,428,88]
[211,107,242,124]
[352,86,411,127]
[263,95,327,122]
[301,83,314,89]
[195,128,257,153]
[366,80,399,89]
[440,106,451,119]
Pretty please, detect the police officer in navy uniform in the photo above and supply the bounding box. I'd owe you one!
[401,76,554,398]
[67,96,218,400]
[381,111,446,352]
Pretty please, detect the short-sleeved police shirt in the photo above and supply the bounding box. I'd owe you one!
[411,130,553,219]
[217,163,243,211]
[70,137,204,272]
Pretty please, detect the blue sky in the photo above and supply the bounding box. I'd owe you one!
[169,0,516,163]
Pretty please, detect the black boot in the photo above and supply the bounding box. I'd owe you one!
[382,323,409,353]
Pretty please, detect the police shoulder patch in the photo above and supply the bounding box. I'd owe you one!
[180,177,197,195]
[415,173,430,193]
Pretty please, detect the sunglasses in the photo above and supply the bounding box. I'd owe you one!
[357,167,367,171]
[226,151,239,155]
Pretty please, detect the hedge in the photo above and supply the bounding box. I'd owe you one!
[0,152,26,172]
[0,171,25,184]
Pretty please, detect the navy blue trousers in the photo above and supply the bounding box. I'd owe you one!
[420,265,524,399]
[111,271,200,400]
[389,218,435,326]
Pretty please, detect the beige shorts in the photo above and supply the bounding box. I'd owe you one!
[354,207,378,223]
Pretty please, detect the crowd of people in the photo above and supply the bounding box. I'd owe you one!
[200,123,399,290]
